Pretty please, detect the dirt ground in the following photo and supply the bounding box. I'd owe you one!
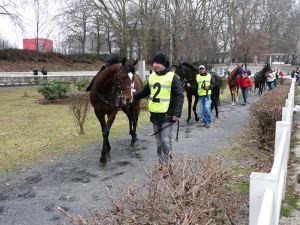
[0,96,259,225]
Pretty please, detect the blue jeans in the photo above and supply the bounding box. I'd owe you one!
[199,95,212,125]
[267,81,274,90]
[241,87,249,103]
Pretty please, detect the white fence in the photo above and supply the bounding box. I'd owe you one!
[212,64,293,76]
[249,78,295,225]
[0,71,97,86]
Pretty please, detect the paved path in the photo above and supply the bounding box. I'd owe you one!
[0,96,259,225]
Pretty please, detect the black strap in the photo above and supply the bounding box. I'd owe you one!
[151,122,175,136]
[175,121,179,142]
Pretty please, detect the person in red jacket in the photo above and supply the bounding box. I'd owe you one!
[238,71,253,105]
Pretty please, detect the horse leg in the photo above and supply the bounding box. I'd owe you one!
[210,95,215,115]
[186,92,192,123]
[212,89,220,118]
[230,88,233,105]
[125,105,139,147]
[131,105,139,147]
[231,88,236,105]
[99,111,118,165]
[193,95,199,121]
[236,87,239,103]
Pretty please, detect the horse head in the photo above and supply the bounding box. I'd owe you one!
[173,62,198,85]
[116,57,137,106]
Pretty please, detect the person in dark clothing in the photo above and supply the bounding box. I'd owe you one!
[32,69,38,75]
[41,66,48,75]
[41,66,48,81]
[134,52,184,164]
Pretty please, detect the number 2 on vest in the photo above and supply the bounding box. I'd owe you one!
[153,82,161,102]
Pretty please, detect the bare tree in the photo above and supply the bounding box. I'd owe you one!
[0,0,23,27]
[92,0,135,57]
[59,0,92,54]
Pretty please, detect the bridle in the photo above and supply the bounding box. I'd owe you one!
[97,65,136,108]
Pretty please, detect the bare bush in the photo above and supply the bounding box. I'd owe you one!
[61,156,241,224]
[249,85,290,150]
[69,92,90,135]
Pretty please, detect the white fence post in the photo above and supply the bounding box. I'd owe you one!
[250,173,278,225]
[138,60,146,81]
[274,121,290,158]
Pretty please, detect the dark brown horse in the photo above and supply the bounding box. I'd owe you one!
[227,66,240,105]
[87,57,143,165]
[254,63,271,95]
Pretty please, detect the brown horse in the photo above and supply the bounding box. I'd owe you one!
[227,66,240,105]
[87,57,143,166]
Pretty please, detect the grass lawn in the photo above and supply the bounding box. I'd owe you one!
[0,85,231,172]
[0,86,150,172]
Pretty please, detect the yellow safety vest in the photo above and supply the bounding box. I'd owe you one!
[196,73,212,96]
[272,71,277,80]
[148,71,174,113]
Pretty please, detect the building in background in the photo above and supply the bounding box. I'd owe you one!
[23,38,53,52]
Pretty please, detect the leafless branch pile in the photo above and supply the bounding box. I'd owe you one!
[62,156,241,225]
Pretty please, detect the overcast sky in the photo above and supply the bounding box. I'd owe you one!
[0,0,62,49]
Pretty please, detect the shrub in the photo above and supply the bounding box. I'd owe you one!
[75,79,91,91]
[38,80,71,100]
[68,92,90,135]
[249,84,290,150]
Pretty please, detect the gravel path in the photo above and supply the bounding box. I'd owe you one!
[0,95,259,225]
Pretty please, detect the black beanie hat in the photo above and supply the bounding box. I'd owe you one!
[152,52,169,67]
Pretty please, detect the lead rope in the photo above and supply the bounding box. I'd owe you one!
[175,121,179,142]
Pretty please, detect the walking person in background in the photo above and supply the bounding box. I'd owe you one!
[266,69,275,90]
[134,52,184,165]
[295,67,300,86]
[238,71,252,105]
[273,68,278,88]
[279,70,284,85]
[196,65,216,128]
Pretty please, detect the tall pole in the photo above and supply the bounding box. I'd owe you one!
[169,4,173,66]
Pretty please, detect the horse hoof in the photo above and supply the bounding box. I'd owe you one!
[106,152,111,160]
[231,102,235,106]
[99,157,107,166]
[130,142,135,148]
[195,117,199,122]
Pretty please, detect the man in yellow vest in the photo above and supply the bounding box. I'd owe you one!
[134,52,184,164]
[196,65,216,128]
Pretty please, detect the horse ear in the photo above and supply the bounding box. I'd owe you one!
[132,60,138,66]
[122,57,126,65]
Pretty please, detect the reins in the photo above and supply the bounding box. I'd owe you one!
[130,106,180,142]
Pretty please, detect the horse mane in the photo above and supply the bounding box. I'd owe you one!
[228,66,240,80]
[182,62,198,73]
[106,55,122,66]
[260,63,271,74]
[86,65,106,91]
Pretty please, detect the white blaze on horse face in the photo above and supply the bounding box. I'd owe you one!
[128,72,135,102]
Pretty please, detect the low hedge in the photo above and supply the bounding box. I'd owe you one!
[249,82,291,151]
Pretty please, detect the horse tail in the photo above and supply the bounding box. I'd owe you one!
[86,65,106,92]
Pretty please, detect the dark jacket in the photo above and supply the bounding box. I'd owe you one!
[134,68,184,124]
